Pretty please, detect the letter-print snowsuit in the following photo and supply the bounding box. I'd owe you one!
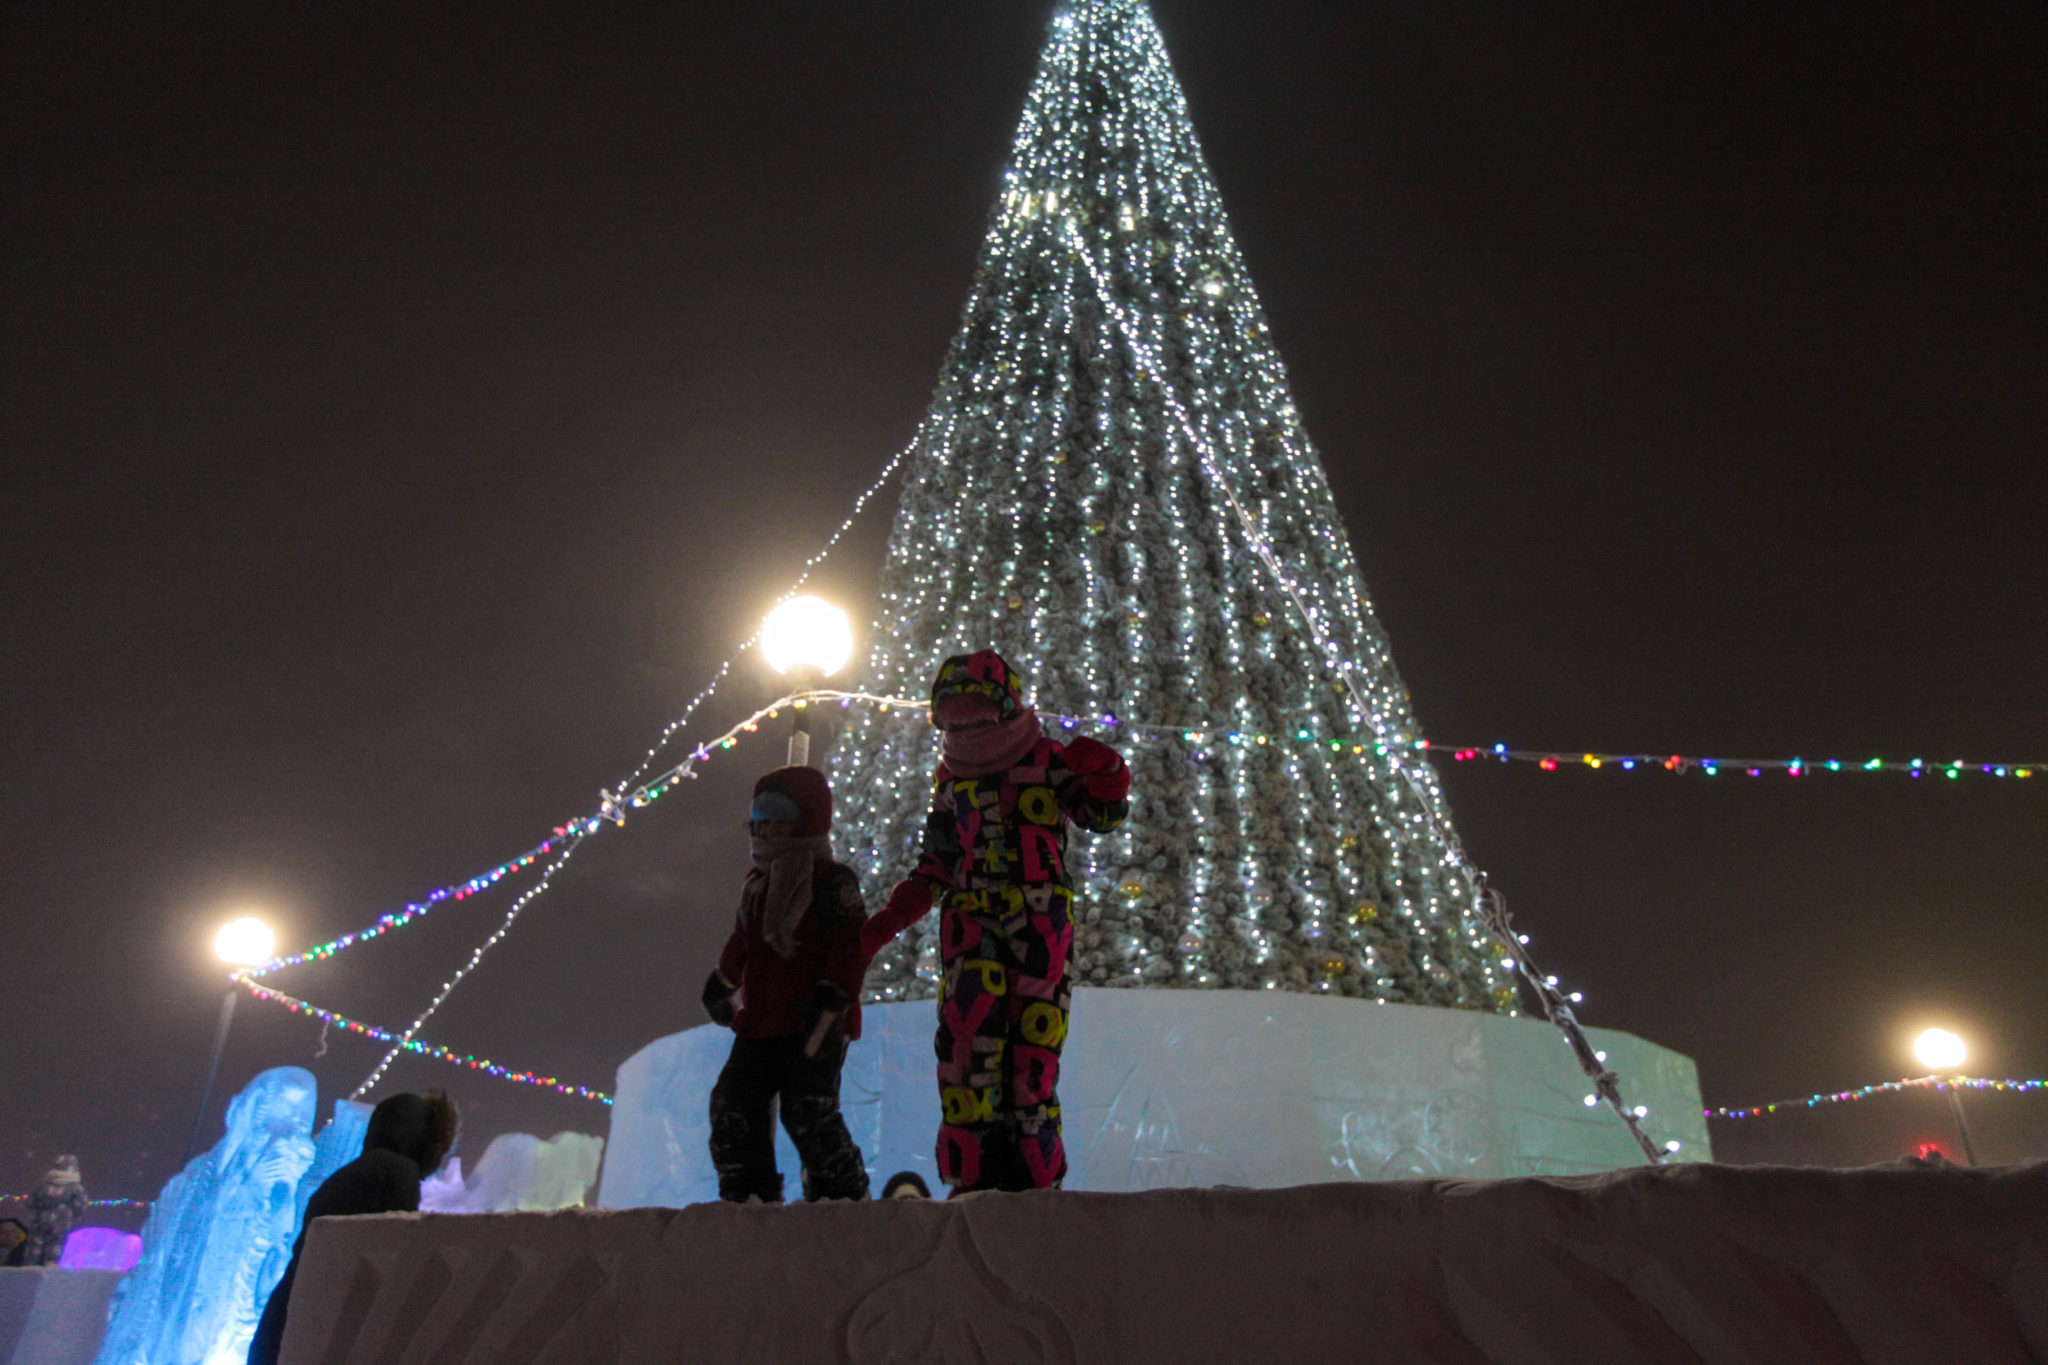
[915,651,1130,1191]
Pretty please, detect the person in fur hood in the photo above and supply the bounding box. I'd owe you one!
[877,649,1130,1193]
[22,1154,88,1266]
[701,765,871,1202]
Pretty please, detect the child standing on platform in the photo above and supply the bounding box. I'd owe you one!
[879,650,1130,1193]
[701,766,871,1202]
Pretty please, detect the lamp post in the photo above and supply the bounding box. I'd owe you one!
[761,595,854,766]
[1912,1027,1978,1166]
[181,916,276,1168]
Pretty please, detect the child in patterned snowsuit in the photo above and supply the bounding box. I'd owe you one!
[881,650,1130,1192]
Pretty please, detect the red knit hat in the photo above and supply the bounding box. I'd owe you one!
[752,766,832,837]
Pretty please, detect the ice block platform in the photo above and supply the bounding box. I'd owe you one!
[0,1268,123,1365]
[279,1160,2046,1364]
[600,988,1712,1209]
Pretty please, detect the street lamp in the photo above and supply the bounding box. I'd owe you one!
[761,595,853,766]
[181,915,276,1167]
[1912,1027,1978,1167]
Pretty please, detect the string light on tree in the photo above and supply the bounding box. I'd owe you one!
[828,0,1503,1009]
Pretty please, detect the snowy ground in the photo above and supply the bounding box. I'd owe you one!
[282,1158,2044,1364]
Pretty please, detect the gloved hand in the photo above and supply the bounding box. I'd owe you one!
[886,877,934,924]
[1063,735,1130,801]
[701,970,738,1028]
[801,982,851,1059]
[861,878,936,960]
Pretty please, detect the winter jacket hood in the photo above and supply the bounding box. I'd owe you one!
[929,650,1026,726]
[753,766,832,837]
[363,1093,457,1176]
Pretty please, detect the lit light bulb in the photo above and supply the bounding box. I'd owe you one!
[1913,1027,1966,1073]
[214,916,276,967]
[761,596,854,677]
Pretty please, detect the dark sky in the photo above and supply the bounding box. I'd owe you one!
[6,1,2044,1202]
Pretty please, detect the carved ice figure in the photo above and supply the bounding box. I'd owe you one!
[293,1099,372,1229]
[95,1067,318,1365]
[419,1132,604,1212]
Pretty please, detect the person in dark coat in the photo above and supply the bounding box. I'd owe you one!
[0,1218,29,1267]
[246,1091,457,1365]
[701,766,871,1203]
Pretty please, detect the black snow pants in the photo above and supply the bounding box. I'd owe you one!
[708,1033,869,1202]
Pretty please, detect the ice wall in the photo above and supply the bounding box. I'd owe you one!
[600,989,1710,1208]
[418,1133,604,1213]
[56,1229,142,1273]
[95,1067,318,1365]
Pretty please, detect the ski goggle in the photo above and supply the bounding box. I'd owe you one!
[746,790,803,833]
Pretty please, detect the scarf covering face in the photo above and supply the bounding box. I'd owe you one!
[941,705,1045,778]
[748,832,833,958]
[42,1158,80,1188]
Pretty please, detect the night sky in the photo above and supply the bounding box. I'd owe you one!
[6,2,2044,1205]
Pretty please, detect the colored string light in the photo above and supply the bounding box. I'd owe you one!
[245,982,611,1105]
[242,687,2040,1107]
[1705,1074,2046,1120]
[247,691,819,983]
[236,0,2035,1111]
[1430,744,2039,781]
[834,700,2043,785]
[0,1196,151,1210]
[351,833,588,1097]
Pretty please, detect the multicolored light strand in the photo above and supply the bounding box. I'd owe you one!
[245,689,2042,1107]
[245,982,611,1105]
[351,833,587,1098]
[247,691,823,983]
[1433,745,2039,781]
[1705,1074,2045,1120]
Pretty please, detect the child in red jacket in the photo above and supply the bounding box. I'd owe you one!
[876,650,1131,1193]
[700,766,870,1202]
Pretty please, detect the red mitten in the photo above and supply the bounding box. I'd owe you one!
[1064,736,1130,801]
[861,878,935,960]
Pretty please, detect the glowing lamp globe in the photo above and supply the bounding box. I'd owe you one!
[761,595,853,677]
[1912,1027,1966,1073]
[213,916,276,967]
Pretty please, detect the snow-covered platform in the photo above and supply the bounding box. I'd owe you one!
[600,988,1711,1207]
[279,1160,2045,1364]
[0,1268,123,1365]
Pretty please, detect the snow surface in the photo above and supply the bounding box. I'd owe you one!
[600,988,1711,1207]
[280,1159,2047,1363]
[0,1269,124,1365]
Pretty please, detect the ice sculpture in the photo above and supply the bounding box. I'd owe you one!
[600,990,1711,1207]
[419,1132,604,1213]
[292,1099,371,1229]
[57,1226,144,1272]
[95,1067,318,1365]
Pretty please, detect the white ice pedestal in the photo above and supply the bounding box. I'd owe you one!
[598,988,1709,1208]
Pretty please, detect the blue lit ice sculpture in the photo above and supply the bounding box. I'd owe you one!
[96,1067,318,1365]
[293,1099,371,1228]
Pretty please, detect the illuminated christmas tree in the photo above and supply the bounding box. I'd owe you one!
[830,0,1508,1012]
